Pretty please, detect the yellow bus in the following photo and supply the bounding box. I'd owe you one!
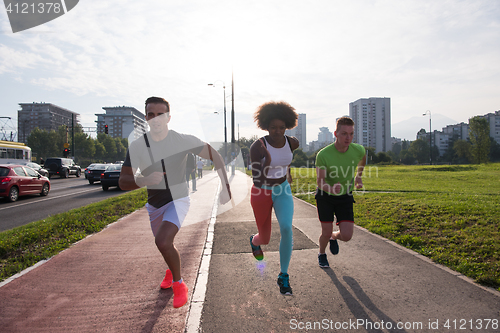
[0,140,32,164]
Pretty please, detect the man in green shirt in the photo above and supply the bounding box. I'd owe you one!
[315,117,367,268]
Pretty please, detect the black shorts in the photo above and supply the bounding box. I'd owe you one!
[315,189,355,225]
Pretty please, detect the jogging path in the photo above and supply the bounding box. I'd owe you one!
[1,170,499,333]
[0,170,221,333]
[200,171,500,332]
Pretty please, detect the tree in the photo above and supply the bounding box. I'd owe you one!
[400,149,415,164]
[365,147,377,164]
[291,148,308,167]
[453,139,471,163]
[490,138,500,162]
[392,142,402,156]
[376,151,392,163]
[27,128,57,161]
[469,116,490,164]
[408,139,430,164]
[114,137,127,161]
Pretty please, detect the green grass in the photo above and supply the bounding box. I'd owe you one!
[0,188,147,282]
[292,164,500,291]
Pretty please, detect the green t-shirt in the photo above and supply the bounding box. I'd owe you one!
[315,143,366,196]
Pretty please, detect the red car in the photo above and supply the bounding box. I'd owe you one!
[0,164,51,202]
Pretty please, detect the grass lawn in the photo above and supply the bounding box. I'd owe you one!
[0,188,147,282]
[292,164,500,291]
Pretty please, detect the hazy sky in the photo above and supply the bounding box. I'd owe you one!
[1,0,499,143]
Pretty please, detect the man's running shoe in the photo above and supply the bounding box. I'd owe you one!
[329,239,339,255]
[277,273,293,295]
[172,280,188,308]
[160,269,173,289]
[318,253,329,268]
[250,235,264,261]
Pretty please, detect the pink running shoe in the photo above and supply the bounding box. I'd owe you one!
[160,269,173,289]
[172,280,188,308]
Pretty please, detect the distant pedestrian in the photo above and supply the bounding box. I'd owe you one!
[315,116,366,268]
[197,159,204,178]
[119,96,231,308]
[40,158,44,166]
[186,152,196,191]
[249,101,299,295]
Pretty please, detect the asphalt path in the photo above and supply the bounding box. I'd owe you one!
[0,176,129,232]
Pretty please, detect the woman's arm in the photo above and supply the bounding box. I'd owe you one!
[250,138,271,187]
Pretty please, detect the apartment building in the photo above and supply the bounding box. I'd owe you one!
[349,97,391,153]
[18,103,79,144]
[95,106,147,141]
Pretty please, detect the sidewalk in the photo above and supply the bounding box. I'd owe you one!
[200,171,500,332]
[0,170,221,333]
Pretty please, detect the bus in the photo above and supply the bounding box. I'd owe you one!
[0,140,32,164]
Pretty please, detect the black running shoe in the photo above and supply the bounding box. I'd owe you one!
[329,239,339,255]
[318,253,329,268]
[250,235,264,261]
[277,273,293,295]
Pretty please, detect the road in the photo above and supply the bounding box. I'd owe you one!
[0,176,129,232]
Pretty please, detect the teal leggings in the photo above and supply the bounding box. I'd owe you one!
[251,181,294,274]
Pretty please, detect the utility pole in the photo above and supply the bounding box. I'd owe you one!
[231,70,235,175]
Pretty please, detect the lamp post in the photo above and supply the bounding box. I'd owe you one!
[423,110,432,164]
[230,71,235,176]
[208,81,227,166]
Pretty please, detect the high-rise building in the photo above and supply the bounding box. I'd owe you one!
[481,110,500,145]
[349,97,391,153]
[285,113,306,149]
[18,103,80,144]
[318,127,333,145]
[95,106,147,141]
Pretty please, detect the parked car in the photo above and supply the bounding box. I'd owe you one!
[44,158,81,178]
[101,164,122,191]
[21,162,49,177]
[0,164,50,202]
[86,163,109,184]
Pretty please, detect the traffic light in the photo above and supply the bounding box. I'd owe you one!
[63,148,70,158]
[104,125,109,134]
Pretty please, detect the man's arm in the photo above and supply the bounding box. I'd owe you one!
[316,167,341,195]
[354,154,367,189]
[119,166,139,190]
[198,143,232,203]
[119,166,165,190]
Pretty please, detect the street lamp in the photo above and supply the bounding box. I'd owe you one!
[423,110,432,164]
[208,81,227,166]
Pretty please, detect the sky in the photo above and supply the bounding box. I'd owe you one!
[1,0,499,144]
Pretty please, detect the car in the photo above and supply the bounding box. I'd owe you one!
[22,162,49,177]
[86,163,109,184]
[84,163,96,179]
[101,164,122,191]
[44,158,81,179]
[0,164,50,202]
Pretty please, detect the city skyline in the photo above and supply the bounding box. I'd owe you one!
[1,1,499,143]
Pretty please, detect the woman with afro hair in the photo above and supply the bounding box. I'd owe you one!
[249,101,300,295]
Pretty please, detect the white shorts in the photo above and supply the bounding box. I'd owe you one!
[146,197,191,236]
